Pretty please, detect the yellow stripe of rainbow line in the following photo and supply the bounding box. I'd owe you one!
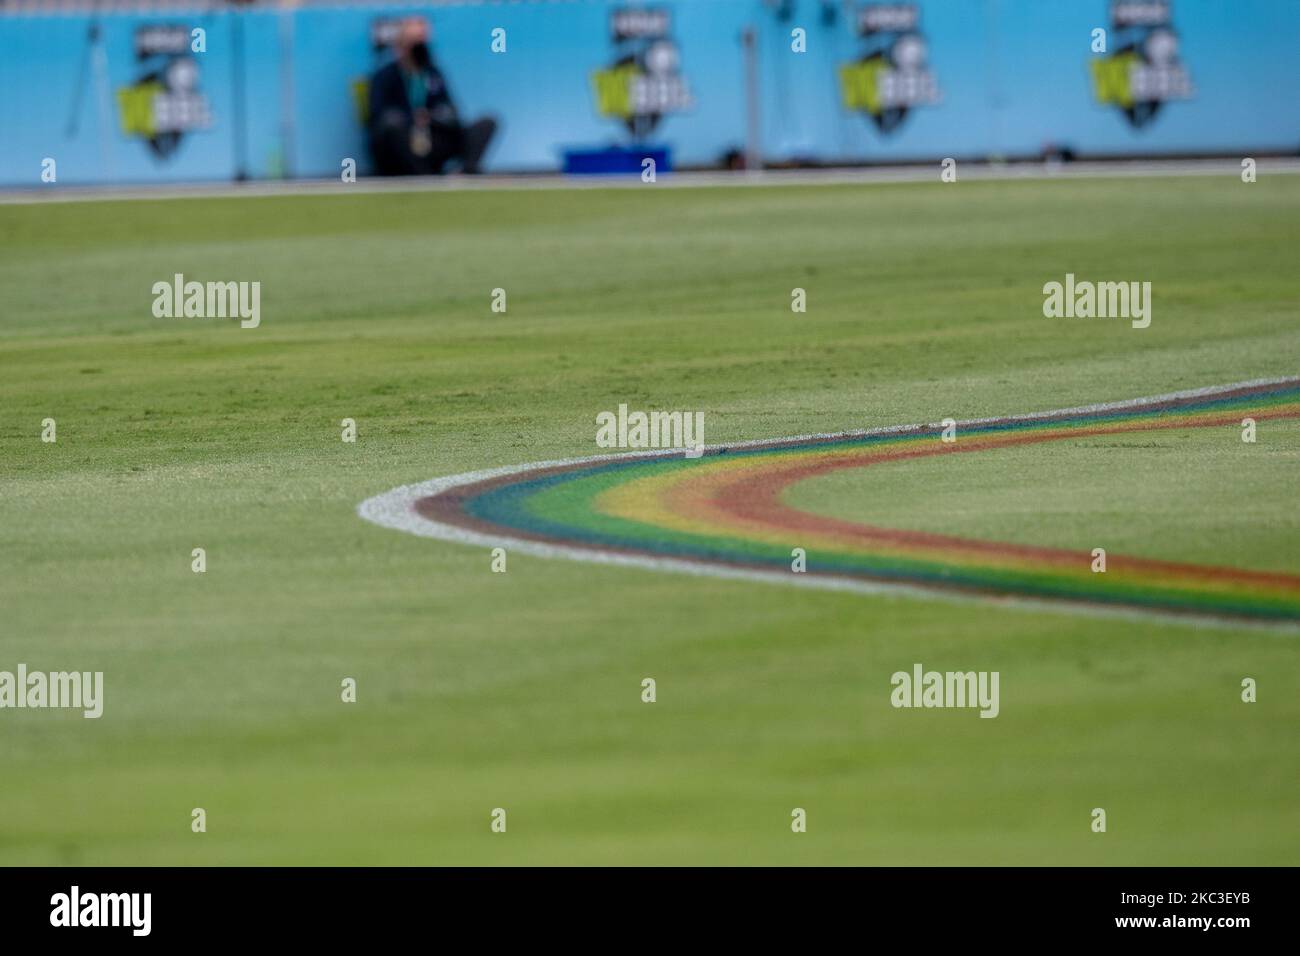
[595,401,1300,603]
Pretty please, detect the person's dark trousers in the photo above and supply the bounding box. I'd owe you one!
[428,117,498,174]
[458,117,497,174]
[369,109,425,176]
[370,112,498,176]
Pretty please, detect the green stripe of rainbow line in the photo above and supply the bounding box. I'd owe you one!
[419,380,1300,622]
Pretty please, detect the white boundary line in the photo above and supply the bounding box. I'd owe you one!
[357,377,1300,632]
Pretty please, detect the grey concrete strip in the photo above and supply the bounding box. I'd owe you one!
[3,158,1297,206]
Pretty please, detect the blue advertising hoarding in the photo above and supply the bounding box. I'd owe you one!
[1,0,1296,186]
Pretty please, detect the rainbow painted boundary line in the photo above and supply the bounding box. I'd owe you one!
[359,378,1300,628]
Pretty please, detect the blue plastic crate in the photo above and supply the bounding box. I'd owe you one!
[561,145,672,176]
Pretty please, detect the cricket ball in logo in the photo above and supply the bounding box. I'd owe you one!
[839,3,940,134]
[117,25,213,158]
[1090,0,1193,128]
[590,8,693,140]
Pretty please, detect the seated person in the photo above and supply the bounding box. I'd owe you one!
[368,18,497,175]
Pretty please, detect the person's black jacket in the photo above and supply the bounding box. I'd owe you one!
[368,60,460,133]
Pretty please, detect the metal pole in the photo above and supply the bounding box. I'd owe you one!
[741,26,762,173]
[278,8,296,179]
[90,16,115,182]
[231,8,248,180]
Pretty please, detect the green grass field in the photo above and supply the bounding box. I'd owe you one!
[2,175,1297,865]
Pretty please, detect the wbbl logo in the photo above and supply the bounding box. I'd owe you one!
[839,3,941,134]
[117,25,213,158]
[590,7,693,140]
[1091,0,1193,128]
